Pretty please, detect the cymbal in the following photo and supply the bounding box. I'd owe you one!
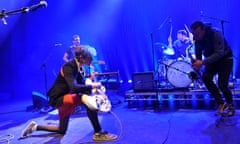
[155,42,174,55]
[163,48,174,55]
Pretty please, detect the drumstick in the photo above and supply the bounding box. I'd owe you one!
[181,54,185,59]
[168,23,173,47]
[184,24,191,34]
[184,24,194,43]
[169,24,173,36]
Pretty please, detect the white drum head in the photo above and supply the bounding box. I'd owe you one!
[167,61,194,87]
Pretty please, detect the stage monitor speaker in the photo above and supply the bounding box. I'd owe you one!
[132,72,154,92]
[32,91,48,109]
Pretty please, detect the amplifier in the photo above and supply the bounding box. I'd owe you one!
[132,72,154,92]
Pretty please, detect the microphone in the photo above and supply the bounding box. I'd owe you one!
[169,17,172,24]
[29,1,48,12]
[54,43,62,47]
[0,9,7,25]
[1,17,7,25]
[200,11,204,17]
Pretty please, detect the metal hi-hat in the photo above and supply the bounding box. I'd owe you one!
[155,42,174,55]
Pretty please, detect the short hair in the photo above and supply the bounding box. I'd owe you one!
[75,47,93,63]
[177,30,187,36]
[190,21,205,31]
[73,34,80,40]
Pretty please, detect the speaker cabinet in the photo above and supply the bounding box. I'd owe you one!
[32,91,48,109]
[132,72,154,92]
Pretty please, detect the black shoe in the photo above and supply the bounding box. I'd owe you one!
[215,103,227,116]
[222,104,235,117]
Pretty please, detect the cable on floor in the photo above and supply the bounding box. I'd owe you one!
[0,134,14,144]
[161,114,173,144]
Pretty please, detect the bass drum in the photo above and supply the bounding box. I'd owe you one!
[167,61,194,88]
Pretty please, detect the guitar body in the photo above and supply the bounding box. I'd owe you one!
[83,78,111,112]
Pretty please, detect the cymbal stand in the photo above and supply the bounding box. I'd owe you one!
[157,60,169,88]
[148,16,171,91]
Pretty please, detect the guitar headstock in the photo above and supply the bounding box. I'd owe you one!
[97,60,105,65]
[92,60,105,65]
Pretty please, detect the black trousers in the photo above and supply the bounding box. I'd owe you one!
[85,106,102,133]
[202,57,233,105]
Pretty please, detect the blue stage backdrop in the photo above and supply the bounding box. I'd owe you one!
[0,0,239,99]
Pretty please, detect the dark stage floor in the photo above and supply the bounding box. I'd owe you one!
[0,92,240,144]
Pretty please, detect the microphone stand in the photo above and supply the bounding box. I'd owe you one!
[40,44,61,95]
[149,16,170,72]
[147,16,170,109]
[0,1,47,25]
[0,8,28,25]
[40,63,48,96]
[200,14,229,35]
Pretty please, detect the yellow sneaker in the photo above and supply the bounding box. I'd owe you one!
[93,131,118,142]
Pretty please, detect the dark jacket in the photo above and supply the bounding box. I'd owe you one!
[195,26,232,65]
[47,60,92,107]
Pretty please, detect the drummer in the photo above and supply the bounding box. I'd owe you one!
[168,29,193,62]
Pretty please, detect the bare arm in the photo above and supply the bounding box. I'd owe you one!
[63,52,69,63]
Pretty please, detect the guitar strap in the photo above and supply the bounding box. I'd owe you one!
[60,58,85,78]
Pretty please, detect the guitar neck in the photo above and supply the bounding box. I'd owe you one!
[95,72,119,77]
[92,60,105,65]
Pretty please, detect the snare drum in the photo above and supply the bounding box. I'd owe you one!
[167,61,194,88]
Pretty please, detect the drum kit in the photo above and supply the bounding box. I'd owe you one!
[156,43,202,89]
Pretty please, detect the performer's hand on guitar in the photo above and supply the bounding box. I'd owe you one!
[92,60,105,65]
[97,60,105,65]
[89,71,98,81]
[91,82,102,89]
[193,59,203,70]
[83,78,111,112]
[85,78,101,88]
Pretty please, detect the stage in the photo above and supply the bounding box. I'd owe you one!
[125,87,240,109]
[0,98,240,144]
[125,88,240,100]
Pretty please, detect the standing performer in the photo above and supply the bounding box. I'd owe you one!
[191,21,235,116]
[63,34,97,63]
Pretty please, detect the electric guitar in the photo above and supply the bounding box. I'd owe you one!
[83,78,111,112]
